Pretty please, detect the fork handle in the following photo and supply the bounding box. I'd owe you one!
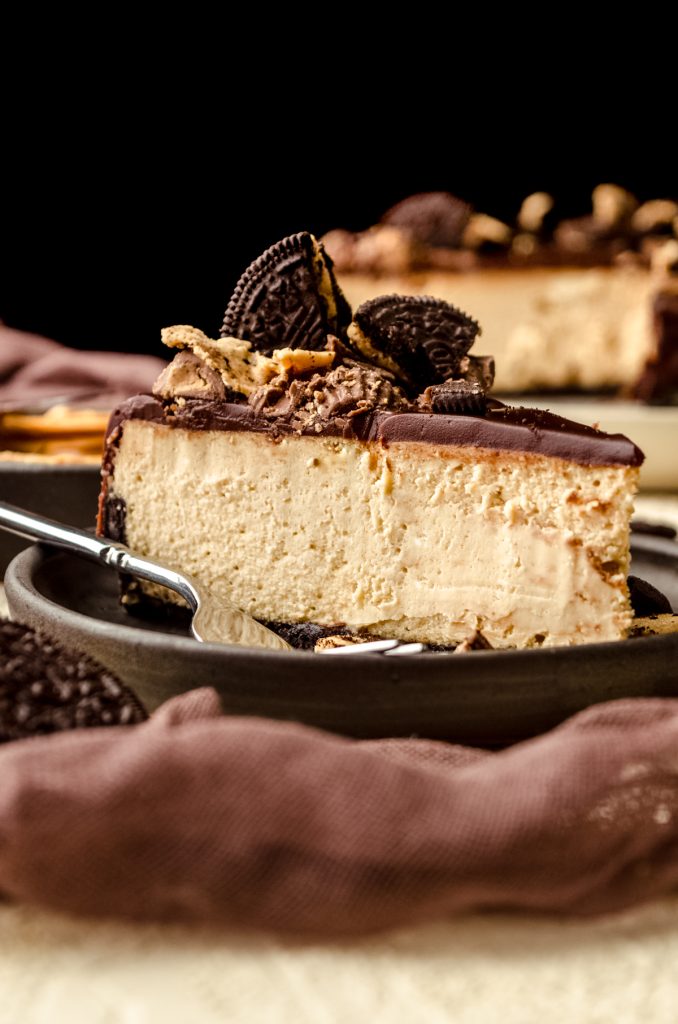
[0,501,198,610]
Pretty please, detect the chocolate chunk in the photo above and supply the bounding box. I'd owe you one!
[349,294,480,390]
[381,192,472,249]
[454,630,493,653]
[628,576,673,617]
[248,381,288,416]
[221,232,352,352]
[0,621,147,743]
[631,520,677,540]
[419,379,487,416]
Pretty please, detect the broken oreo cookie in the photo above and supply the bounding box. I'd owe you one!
[348,294,481,391]
[381,191,472,249]
[628,576,673,617]
[0,621,147,743]
[419,379,487,416]
[221,232,352,352]
[264,621,346,650]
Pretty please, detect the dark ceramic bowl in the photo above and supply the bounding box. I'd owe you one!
[0,463,101,572]
[5,535,678,746]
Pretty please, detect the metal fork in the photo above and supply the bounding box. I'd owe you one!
[0,501,290,651]
[0,502,426,655]
[320,639,426,656]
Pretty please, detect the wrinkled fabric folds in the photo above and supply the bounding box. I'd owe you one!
[1,689,678,935]
[0,324,164,408]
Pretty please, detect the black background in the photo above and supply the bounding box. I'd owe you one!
[3,107,675,358]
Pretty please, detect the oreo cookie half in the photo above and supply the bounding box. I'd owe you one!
[348,294,480,390]
[381,192,472,249]
[627,576,673,617]
[221,232,352,352]
[0,621,147,743]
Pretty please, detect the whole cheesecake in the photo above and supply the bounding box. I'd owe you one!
[98,233,644,649]
[323,187,678,401]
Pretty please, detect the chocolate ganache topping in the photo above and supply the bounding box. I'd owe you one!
[129,232,643,468]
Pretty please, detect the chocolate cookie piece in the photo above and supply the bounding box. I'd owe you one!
[381,192,472,249]
[348,294,481,391]
[221,233,352,352]
[419,379,487,416]
[628,576,673,617]
[0,621,147,743]
[264,621,345,650]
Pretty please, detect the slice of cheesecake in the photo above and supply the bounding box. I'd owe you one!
[98,233,644,649]
[323,188,678,400]
[96,232,647,647]
[100,389,642,649]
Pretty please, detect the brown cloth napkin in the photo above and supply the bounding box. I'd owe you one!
[1,688,678,935]
[0,324,165,409]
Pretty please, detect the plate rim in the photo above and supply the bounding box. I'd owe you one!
[6,537,678,665]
